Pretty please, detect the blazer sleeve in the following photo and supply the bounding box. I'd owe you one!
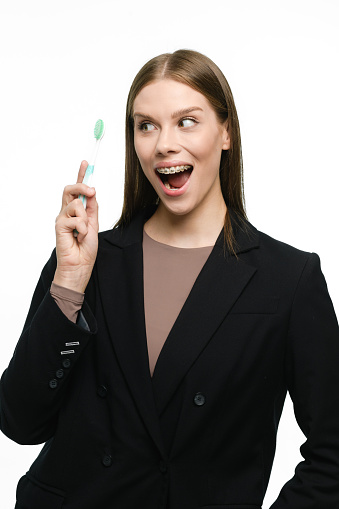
[0,250,97,445]
[269,253,339,508]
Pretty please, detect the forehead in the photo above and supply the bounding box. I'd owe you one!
[133,79,211,114]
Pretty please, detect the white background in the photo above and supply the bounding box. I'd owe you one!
[0,0,338,507]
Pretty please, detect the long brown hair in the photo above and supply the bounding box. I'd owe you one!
[115,49,247,254]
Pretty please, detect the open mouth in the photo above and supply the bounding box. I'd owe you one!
[156,165,193,190]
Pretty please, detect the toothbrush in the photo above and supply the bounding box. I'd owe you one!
[74,119,105,238]
[79,118,105,208]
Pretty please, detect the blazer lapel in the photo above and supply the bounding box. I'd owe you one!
[151,226,258,415]
[97,207,167,458]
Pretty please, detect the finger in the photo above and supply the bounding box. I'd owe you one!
[56,216,89,239]
[56,199,88,236]
[61,183,96,209]
[64,198,89,222]
[84,189,98,225]
[77,160,89,184]
[73,217,88,243]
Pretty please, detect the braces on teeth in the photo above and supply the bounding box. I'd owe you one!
[156,165,191,174]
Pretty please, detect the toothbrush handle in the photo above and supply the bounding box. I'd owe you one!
[74,164,94,238]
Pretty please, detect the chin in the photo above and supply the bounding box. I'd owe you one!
[161,201,195,217]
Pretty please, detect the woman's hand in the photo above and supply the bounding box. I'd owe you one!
[53,161,99,293]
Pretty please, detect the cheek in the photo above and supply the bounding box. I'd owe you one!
[134,135,153,166]
[191,131,223,162]
[134,140,155,183]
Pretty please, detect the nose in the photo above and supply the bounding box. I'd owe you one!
[155,126,179,155]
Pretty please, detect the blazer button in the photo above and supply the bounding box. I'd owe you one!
[97,385,108,398]
[194,392,206,406]
[102,454,112,467]
[49,379,58,389]
[56,369,64,379]
[62,359,71,369]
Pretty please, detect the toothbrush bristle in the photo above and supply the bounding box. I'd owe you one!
[94,119,105,140]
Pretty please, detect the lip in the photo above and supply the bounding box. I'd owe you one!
[154,160,193,170]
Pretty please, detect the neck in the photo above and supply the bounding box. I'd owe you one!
[144,196,227,248]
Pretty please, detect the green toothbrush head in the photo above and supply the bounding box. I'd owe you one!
[94,119,105,140]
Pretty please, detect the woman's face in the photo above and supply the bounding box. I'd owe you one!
[133,79,230,218]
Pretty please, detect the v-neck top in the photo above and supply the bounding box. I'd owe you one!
[142,229,214,376]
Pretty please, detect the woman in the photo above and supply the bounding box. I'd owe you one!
[1,50,339,509]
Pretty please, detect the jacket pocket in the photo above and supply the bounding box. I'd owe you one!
[16,473,65,509]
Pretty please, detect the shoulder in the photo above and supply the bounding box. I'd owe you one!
[228,209,314,267]
[233,210,313,265]
[238,218,320,284]
[257,228,312,261]
[254,228,325,300]
[236,224,330,315]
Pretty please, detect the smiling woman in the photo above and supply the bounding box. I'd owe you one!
[132,79,230,243]
[120,50,245,252]
[1,49,339,509]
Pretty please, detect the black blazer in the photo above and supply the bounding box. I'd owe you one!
[1,206,339,509]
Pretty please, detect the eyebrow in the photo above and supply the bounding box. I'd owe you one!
[133,106,203,120]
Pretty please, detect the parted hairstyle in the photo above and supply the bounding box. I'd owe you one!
[115,49,247,255]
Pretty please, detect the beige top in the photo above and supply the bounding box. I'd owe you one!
[50,283,85,322]
[142,229,213,375]
[50,228,214,376]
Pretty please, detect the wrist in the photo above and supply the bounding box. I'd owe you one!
[53,267,90,293]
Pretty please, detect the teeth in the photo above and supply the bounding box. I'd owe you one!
[164,182,178,190]
[156,164,191,174]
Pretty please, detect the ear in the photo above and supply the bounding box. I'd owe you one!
[221,121,231,151]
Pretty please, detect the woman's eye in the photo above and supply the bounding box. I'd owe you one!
[179,118,196,128]
[138,122,155,132]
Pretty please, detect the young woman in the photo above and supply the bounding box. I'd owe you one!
[1,50,339,509]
